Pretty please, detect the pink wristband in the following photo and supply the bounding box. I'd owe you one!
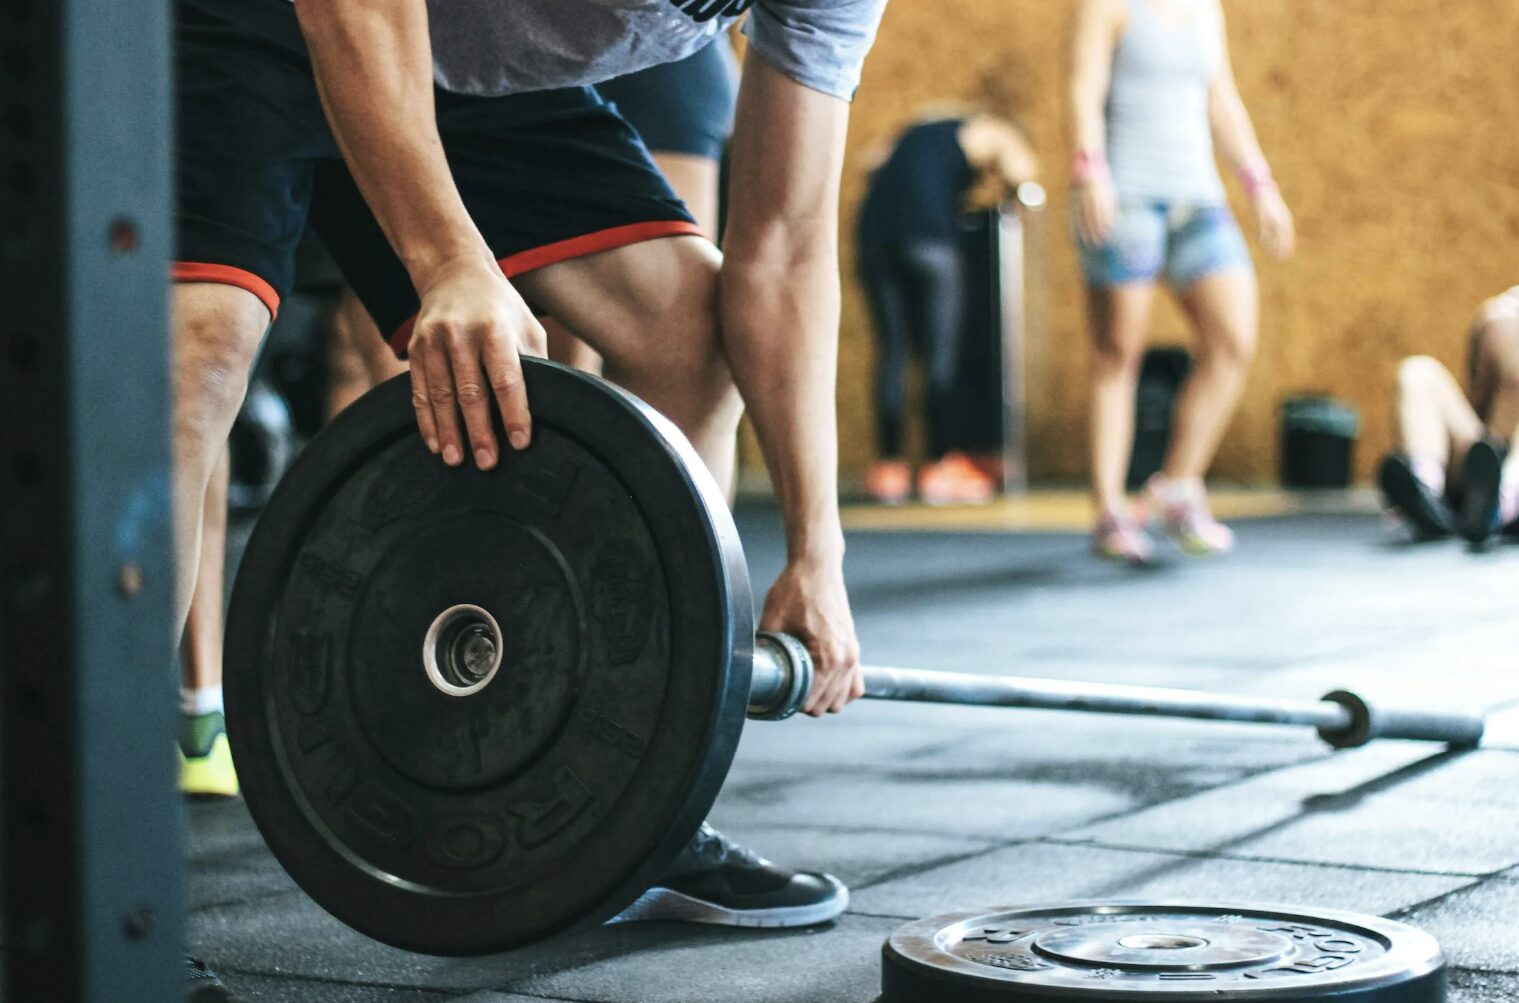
[1239,164,1278,196]
[1072,149,1107,184]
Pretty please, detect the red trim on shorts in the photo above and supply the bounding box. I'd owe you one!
[386,220,703,357]
[496,220,703,279]
[172,262,281,320]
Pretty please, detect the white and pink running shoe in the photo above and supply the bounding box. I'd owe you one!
[1091,507,1156,565]
[1146,476,1236,557]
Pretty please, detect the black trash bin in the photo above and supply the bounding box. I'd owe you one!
[1126,346,1192,491]
[1280,395,1359,488]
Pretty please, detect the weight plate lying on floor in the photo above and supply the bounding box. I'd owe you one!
[881,902,1445,1002]
[225,360,753,955]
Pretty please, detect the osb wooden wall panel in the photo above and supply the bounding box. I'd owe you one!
[831,0,1519,484]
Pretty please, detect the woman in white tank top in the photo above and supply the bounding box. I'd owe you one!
[1069,0,1294,564]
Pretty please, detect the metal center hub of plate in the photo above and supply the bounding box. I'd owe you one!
[348,513,585,794]
[423,603,505,696]
[1116,934,1208,951]
[1032,922,1290,970]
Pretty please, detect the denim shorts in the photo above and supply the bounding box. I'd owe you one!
[1078,201,1253,289]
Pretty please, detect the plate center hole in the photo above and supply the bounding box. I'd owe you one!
[1116,934,1209,951]
[423,603,504,696]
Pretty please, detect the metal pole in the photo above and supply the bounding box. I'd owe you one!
[996,184,1044,496]
[857,664,1352,731]
[749,633,1485,749]
[1,0,183,998]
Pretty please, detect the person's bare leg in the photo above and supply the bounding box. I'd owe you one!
[545,320,604,372]
[350,289,408,392]
[178,440,237,794]
[326,290,373,418]
[1379,354,1478,537]
[173,284,270,631]
[514,235,741,489]
[1394,355,1483,475]
[1165,270,1257,481]
[1087,282,1156,512]
[182,446,229,694]
[545,153,721,379]
[1471,306,1519,482]
[1466,309,1519,531]
[326,288,408,418]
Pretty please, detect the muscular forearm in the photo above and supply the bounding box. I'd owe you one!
[295,0,491,287]
[722,54,848,564]
[721,234,845,562]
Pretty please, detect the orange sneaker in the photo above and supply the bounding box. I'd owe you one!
[917,452,996,506]
[864,459,912,504]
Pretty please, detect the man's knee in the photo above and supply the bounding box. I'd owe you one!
[669,312,743,428]
[626,257,738,417]
[173,284,269,461]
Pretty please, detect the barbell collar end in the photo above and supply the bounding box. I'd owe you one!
[748,631,813,721]
[1316,690,1374,749]
[1317,689,1485,750]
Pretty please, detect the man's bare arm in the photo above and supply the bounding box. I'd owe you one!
[295,0,543,468]
[296,0,483,283]
[721,52,862,715]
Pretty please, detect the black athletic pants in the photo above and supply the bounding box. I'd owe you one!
[858,240,967,459]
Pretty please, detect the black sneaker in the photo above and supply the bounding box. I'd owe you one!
[186,955,237,1002]
[1379,453,1454,539]
[1458,438,1507,545]
[609,823,848,928]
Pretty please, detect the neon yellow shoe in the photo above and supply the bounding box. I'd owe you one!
[179,711,240,799]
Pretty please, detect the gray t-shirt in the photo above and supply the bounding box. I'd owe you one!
[425,0,888,102]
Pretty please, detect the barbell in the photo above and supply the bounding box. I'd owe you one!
[224,358,1482,957]
[750,632,1482,748]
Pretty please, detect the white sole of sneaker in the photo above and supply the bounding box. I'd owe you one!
[607,876,849,929]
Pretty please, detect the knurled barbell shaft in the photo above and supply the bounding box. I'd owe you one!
[748,632,1485,749]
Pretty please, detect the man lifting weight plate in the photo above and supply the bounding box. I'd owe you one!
[172,0,888,994]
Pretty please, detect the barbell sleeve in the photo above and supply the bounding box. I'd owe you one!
[749,632,1485,749]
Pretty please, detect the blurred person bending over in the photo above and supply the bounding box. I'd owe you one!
[1070,0,1294,563]
[856,110,1039,505]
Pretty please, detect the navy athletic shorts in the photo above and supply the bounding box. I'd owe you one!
[595,36,738,161]
[173,0,698,353]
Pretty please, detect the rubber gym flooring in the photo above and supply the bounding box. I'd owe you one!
[102,496,1519,1000]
